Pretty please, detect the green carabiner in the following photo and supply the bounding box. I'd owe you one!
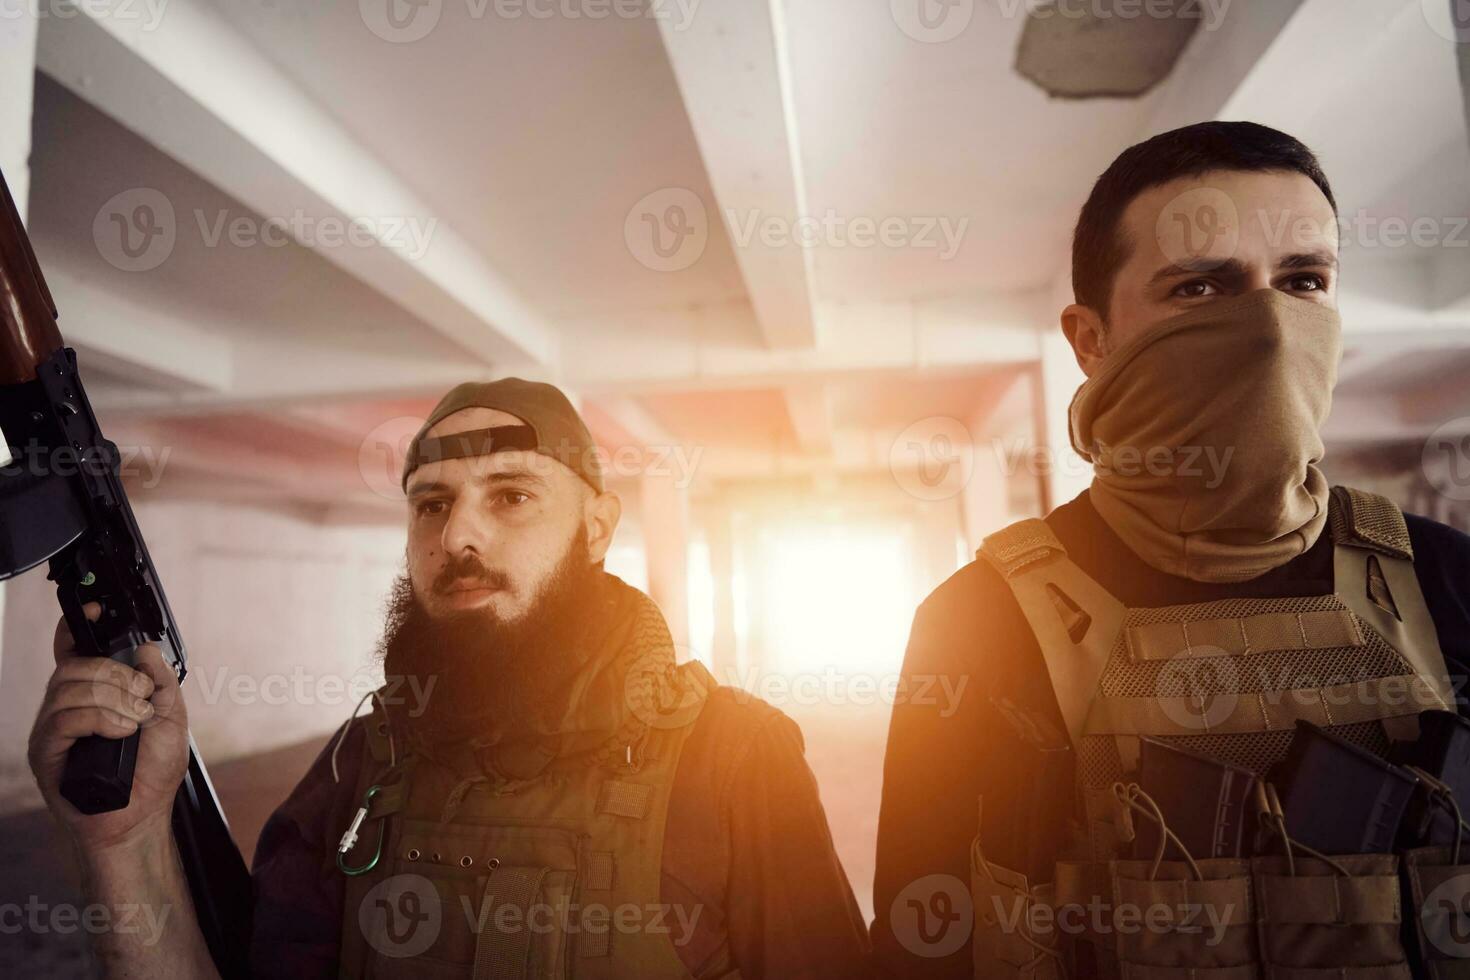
[337,784,385,876]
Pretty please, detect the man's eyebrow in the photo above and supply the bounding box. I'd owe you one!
[406,464,552,500]
[1146,257,1251,287]
[475,468,550,489]
[406,480,450,500]
[1278,250,1339,271]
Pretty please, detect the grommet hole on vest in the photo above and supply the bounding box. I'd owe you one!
[369,820,581,972]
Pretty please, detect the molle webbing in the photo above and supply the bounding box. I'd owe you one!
[978,488,1451,775]
[1329,485,1414,559]
[337,661,718,980]
[973,487,1453,980]
[981,518,1066,580]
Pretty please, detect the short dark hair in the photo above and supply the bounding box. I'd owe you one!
[1070,121,1337,317]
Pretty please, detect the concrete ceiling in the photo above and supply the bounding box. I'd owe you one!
[15,0,1470,517]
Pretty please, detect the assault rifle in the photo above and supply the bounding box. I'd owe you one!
[0,167,251,978]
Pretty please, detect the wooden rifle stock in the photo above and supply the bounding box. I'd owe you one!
[0,172,62,383]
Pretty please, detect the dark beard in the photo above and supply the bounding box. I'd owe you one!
[376,526,603,743]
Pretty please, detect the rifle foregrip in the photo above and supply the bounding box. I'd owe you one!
[61,728,140,814]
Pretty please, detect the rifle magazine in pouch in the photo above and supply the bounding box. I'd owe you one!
[1252,852,1410,979]
[971,838,1064,979]
[1108,857,1257,979]
[1404,844,1470,979]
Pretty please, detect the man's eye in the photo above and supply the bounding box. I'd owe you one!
[1172,280,1217,298]
[497,490,532,507]
[416,499,448,517]
[1286,273,1326,292]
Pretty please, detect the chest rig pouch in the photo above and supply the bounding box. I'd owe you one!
[969,487,1460,980]
[334,661,722,980]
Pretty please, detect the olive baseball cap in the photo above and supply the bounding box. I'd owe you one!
[400,378,605,493]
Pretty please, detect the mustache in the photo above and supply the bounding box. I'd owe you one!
[431,553,513,594]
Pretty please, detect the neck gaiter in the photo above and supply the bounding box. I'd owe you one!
[1068,289,1342,583]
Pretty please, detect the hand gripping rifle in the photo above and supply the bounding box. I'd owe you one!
[0,169,252,978]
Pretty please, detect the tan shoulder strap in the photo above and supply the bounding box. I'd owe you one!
[980,518,1067,578]
[980,519,1126,753]
[1328,485,1414,559]
[1328,486,1454,712]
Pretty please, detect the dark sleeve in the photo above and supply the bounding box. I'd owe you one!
[723,709,873,980]
[1407,513,1470,682]
[248,727,362,979]
[870,562,1069,980]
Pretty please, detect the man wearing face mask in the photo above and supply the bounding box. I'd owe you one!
[870,122,1470,978]
[28,379,871,979]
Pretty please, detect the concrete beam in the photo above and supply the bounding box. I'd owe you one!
[1221,0,1463,212]
[657,0,817,349]
[560,292,1048,394]
[595,395,676,448]
[36,1,557,369]
[48,267,233,391]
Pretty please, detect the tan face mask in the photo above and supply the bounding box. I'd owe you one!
[1068,289,1343,583]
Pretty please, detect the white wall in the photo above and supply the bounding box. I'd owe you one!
[0,498,404,814]
[1,9,36,215]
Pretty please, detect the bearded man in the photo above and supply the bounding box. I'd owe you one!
[28,378,871,979]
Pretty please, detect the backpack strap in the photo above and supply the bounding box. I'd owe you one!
[980,519,1126,756]
[1328,486,1454,714]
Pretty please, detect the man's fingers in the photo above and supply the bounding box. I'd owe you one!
[45,679,157,724]
[131,645,184,722]
[48,655,154,700]
[36,706,140,751]
[52,603,103,663]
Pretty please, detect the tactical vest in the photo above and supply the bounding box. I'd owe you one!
[334,659,728,980]
[970,487,1466,979]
